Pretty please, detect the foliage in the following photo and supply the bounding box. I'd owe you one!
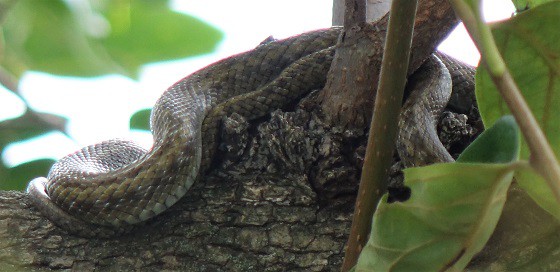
[0,111,61,190]
[476,2,560,220]
[511,0,550,9]
[1,0,223,79]
[353,0,560,270]
[0,0,223,190]
[355,116,520,271]
[130,108,151,130]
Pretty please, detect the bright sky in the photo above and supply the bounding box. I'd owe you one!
[0,0,514,168]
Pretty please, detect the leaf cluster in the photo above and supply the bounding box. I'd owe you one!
[352,0,560,270]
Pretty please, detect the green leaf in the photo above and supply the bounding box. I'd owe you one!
[129,108,151,130]
[101,0,223,78]
[512,0,555,11]
[355,116,519,271]
[457,115,519,164]
[1,0,83,77]
[0,159,54,191]
[475,2,560,220]
[0,110,66,146]
[1,0,223,78]
[467,183,560,271]
[0,111,64,191]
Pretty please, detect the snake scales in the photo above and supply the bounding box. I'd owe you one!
[26,27,474,237]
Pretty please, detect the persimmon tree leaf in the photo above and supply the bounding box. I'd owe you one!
[511,0,555,11]
[457,116,520,164]
[1,0,223,79]
[99,0,223,78]
[475,1,560,220]
[0,111,65,190]
[0,159,54,190]
[467,182,560,271]
[355,116,520,271]
[129,108,150,131]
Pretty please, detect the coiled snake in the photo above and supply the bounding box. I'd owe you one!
[26,27,474,237]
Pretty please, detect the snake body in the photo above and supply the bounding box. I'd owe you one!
[26,27,474,236]
[398,54,454,167]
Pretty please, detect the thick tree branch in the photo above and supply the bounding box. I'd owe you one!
[0,106,371,271]
[3,1,555,271]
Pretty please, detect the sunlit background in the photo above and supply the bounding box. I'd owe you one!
[0,0,514,170]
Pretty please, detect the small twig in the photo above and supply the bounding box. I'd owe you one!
[449,0,560,203]
[340,1,418,270]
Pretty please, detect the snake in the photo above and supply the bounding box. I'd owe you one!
[26,27,474,237]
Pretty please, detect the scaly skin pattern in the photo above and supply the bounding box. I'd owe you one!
[397,53,475,167]
[26,28,341,236]
[398,54,454,167]
[26,27,474,237]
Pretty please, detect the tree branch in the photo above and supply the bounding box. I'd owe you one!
[0,108,367,271]
[450,0,560,206]
[318,0,459,129]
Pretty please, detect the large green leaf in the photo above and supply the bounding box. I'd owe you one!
[1,0,223,78]
[512,0,554,11]
[0,159,54,190]
[355,116,520,271]
[467,183,560,271]
[457,116,520,164]
[475,2,560,219]
[0,111,64,145]
[0,111,64,190]
[100,0,223,78]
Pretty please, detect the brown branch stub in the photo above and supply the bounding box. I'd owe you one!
[318,0,459,129]
[317,21,388,129]
[344,0,367,28]
[333,0,393,26]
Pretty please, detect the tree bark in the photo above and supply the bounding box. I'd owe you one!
[3,102,560,271]
[332,0,393,26]
[319,0,459,128]
[1,1,558,271]
[0,106,366,271]
[0,1,458,271]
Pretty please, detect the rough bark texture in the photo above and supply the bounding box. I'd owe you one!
[0,94,367,271]
[2,88,558,271]
[0,86,487,271]
[1,1,558,271]
[332,0,392,26]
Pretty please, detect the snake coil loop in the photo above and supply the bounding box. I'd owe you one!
[26,28,474,237]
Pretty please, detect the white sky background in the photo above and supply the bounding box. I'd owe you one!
[0,0,514,168]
